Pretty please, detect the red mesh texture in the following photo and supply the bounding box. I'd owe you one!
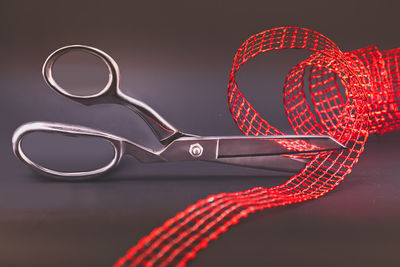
[115,27,399,267]
[302,45,400,135]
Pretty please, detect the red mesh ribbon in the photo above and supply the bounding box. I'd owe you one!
[115,27,400,267]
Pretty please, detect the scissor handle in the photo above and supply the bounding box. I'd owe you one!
[42,45,120,105]
[12,121,124,180]
[42,45,182,144]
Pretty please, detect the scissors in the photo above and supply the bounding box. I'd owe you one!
[12,45,346,180]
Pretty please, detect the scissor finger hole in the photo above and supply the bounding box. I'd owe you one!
[49,50,110,97]
[20,131,117,176]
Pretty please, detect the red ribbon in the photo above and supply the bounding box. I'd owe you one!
[114,27,400,267]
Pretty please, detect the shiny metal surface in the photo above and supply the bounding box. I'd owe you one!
[13,122,344,179]
[216,135,344,157]
[12,45,346,180]
[42,45,187,144]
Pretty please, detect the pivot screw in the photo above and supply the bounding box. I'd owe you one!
[189,143,203,157]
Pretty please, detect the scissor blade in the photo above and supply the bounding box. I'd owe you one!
[216,154,309,173]
[217,135,345,158]
[157,135,344,173]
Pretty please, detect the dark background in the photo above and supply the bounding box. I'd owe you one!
[1,0,400,266]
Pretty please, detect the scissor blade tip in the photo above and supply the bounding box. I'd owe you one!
[326,136,347,150]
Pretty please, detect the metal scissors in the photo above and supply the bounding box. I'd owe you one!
[12,45,346,180]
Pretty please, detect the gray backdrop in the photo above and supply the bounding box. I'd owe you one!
[1,0,399,266]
